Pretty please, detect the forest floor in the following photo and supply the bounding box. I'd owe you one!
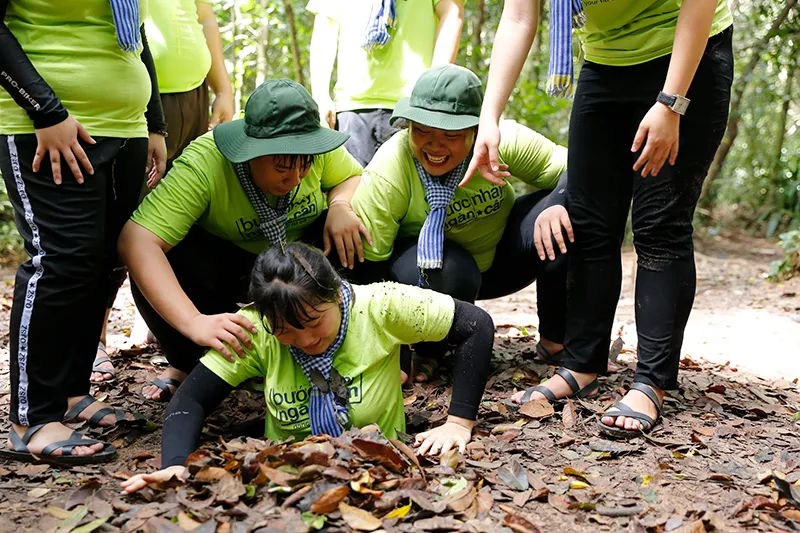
[0,230,799,533]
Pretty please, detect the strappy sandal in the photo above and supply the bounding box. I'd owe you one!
[143,377,183,402]
[533,342,565,365]
[64,395,147,428]
[411,354,440,383]
[517,367,600,404]
[0,423,117,465]
[91,342,116,384]
[597,382,663,439]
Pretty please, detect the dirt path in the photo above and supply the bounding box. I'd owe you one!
[0,233,798,533]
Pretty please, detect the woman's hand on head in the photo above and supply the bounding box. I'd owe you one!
[323,202,373,270]
[33,116,96,185]
[461,119,510,187]
[414,416,474,456]
[121,465,188,493]
[183,313,258,361]
[632,103,680,178]
[146,132,168,189]
[534,205,574,261]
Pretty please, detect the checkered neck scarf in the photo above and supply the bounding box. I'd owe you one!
[234,162,292,247]
[547,0,586,98]
[109,0,142,53]
[361,0,396,51]
[289,282,353,437]
[413,154,471,276]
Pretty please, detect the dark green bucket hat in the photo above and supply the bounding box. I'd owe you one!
[391,65,483,131]
[214,79,350,163]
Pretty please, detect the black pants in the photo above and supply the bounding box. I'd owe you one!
[132,211,329,373]
[336,109,401,167]
[356,188,569,358]
[562,27,734,390]
[0,134,147,426]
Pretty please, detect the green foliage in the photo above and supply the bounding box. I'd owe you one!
[0,179,23,259]
[768,229,800,281]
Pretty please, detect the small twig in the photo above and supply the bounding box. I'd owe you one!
[596,505,646,517]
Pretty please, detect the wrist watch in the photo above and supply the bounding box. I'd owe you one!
[657,91,690,115]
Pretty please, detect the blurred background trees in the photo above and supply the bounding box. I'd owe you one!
[0,0,797,273]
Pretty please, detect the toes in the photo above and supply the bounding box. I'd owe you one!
[600,415,614,426]
[615,416,627,428]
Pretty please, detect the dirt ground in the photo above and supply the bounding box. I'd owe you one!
[0,231,799,533]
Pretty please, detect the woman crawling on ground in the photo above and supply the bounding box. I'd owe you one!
[122,242,494,492]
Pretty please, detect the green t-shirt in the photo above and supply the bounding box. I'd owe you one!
[306,0,441,112]
[131,132,363,254]
[145,0,212,94]
[352,121,568,272]
[577,0,733,66]
[0,0,151,138]
[201,282,455,441]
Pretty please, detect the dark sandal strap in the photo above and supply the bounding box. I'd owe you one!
[88,407,126,426]
[148,378,182,394]
[535,343,564,363]
[8,423,49,453]
[555,367,581,394]
[41,434,103,457]
[630,383,663,417]
[63,395,98,421]
[520,384,557,404]
[574,378,600,399]
[92,356,116,376]
[603,402,656,430]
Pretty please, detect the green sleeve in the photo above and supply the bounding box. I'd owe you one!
[130,154,212,246]
[499,120,569,191]
[318,146,364,192]
[369,283,455,345]
[352,166,411,262]
[200,308,269,387]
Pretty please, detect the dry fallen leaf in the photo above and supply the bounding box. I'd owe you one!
[520,399,554,419]
[311,484,349,515]
[561,399,577,429]
[339,502,382,531]
[27,487,50,498]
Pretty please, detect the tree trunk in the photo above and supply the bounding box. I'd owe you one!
[469,0,486,73]
[255,0,269,87]
[231,2,244,115]
[700,0,799,207]
[529,0,546,85]
[282,0,305,86]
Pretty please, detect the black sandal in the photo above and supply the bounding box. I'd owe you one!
[143,377,183,402]
[517,367,599,404]
[64,395,147,428]
[90,342,116,384]
[0,423,117,465]
[597,383,663,439]
[533,342,565,364]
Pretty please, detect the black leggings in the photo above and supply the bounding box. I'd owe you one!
[354,187,569,359]
[562,27,734,390]
[132,212,329,373]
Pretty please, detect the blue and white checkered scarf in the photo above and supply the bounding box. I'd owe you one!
[234,162,292,247]
[289,282,353,437]
[361,0,396,51]
[547,0,586,98]
[109,0,142,53]
[413,154,471,276]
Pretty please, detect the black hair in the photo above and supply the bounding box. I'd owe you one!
[249,242,341,334]
[273,154,315,171]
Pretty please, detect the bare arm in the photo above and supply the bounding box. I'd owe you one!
[119,221,257,359]
[463,0,540,186]
[432,0,465,65]
[631,0,718,177]
[325,176,373,269]
[196,1,233,126]
[309,13,340,129]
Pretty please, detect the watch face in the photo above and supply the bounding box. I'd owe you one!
[672,97,690,115]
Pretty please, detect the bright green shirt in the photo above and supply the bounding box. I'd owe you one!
[353,121,568,272]
[131,132,363,254]
[145,0,212,94]
[0,0,151,137]
[577,0,733,66]
[306,0,441,112]
[201,282,455,441]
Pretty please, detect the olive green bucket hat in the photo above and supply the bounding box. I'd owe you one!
[391,65,483,131]
[214,79,350,163]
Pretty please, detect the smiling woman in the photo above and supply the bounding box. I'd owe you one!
[121,242,495,494]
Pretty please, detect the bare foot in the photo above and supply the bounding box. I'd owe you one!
[600,385,664,431]
[66,395,137,426]
[511,368,597,404]
[142,367,187,401]
[9,422,103,457]
[90,344,115,383]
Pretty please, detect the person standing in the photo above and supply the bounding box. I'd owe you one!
[307,0,465,166]
[467,0,734,437]
[0,0,165,463]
